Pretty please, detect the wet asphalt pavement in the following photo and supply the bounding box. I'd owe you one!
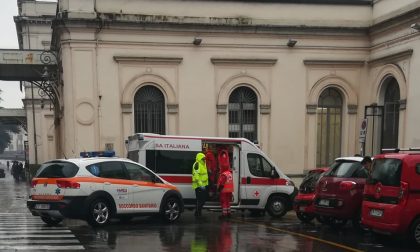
[0,164,419,251]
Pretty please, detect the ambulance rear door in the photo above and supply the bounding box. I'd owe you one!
[231,145,240,205]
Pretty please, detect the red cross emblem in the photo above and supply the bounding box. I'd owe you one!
[254,191,260,197]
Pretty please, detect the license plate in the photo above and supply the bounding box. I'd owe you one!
[370,209,383,217]
[299,206,306,212]
[35,204,50,210]
[318,199,330,206]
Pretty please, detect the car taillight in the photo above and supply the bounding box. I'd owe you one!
[339,181,356,191]
[31,180,38,188]
[56,180,80,189]
[399,181,409,205]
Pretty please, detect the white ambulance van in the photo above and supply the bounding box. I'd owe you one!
[126,133,297,217]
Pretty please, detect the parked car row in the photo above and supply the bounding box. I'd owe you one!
[294,148,420,247]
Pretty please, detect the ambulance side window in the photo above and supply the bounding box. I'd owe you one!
[247,153,274,178]
[147,150,196,174]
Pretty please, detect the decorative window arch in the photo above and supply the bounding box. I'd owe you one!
[134,85,165,134]
[381,76,400,149]
[371,64,406,152]
[316,87,343,167]
[228,86,258,141]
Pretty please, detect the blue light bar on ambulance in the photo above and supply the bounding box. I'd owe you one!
[80,151,115,158]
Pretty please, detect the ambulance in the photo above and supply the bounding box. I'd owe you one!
[126,133,297,217]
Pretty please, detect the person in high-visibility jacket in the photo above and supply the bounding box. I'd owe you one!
[217,150,234,218]
[192,152,209,217]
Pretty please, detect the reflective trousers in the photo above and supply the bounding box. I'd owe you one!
[220,192,232,216]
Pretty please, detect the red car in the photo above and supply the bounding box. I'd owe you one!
[362,149,420,246]
[294,167,329,222]
[314,157,366,228]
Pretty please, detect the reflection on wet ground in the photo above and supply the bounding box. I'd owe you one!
[0,164,418,252]
[66,210,419,252]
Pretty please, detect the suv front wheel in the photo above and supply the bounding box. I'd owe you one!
[161,196,181,223]
[87,198,112,227]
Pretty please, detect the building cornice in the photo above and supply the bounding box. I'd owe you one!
[54,15,369,37]
[303,59,365,66]
[199,0,372,5]
[211,58,277,66]
[367,49,413,66]
[113,56,183,64]
[370,5,420,35]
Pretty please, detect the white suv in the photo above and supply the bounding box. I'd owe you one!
[27,153,183,226]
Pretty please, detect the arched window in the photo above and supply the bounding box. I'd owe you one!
[381,78,400,149]
[316,88,343,167]
[228,86,258,141]
[134,85,165,134]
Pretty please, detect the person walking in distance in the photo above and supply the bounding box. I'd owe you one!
[192,152,209,217]
[217,149,234,219]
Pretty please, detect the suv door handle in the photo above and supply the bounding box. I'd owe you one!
[247,177,251,184]
[104,182,111,185]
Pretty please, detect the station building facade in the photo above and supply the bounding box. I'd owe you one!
[17,0,420,175]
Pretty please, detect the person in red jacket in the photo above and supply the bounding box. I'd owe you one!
[217,149,234,218]
[205,149,217,199]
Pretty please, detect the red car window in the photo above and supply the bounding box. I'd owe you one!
[368,158,402,186]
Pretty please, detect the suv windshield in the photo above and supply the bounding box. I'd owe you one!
[367,158,402,186]
[35,161,79,178]
[324,160,364,178]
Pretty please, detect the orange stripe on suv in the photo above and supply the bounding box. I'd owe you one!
[32,177,178,191]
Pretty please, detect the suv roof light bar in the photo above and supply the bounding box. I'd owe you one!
[381,148,420,153]
[80,150,115,158]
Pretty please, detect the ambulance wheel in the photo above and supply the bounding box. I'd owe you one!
[41,216,63,226]
[409,218,420,247]
[161,196,181,223]
[296,212,315,223]
[87,198,111,227]
[266,196,288,218]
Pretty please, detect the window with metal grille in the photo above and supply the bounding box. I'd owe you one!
[228,86,258,142]
[382,78,400,149]
[134,85,165,134]
[316,88,343,167]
